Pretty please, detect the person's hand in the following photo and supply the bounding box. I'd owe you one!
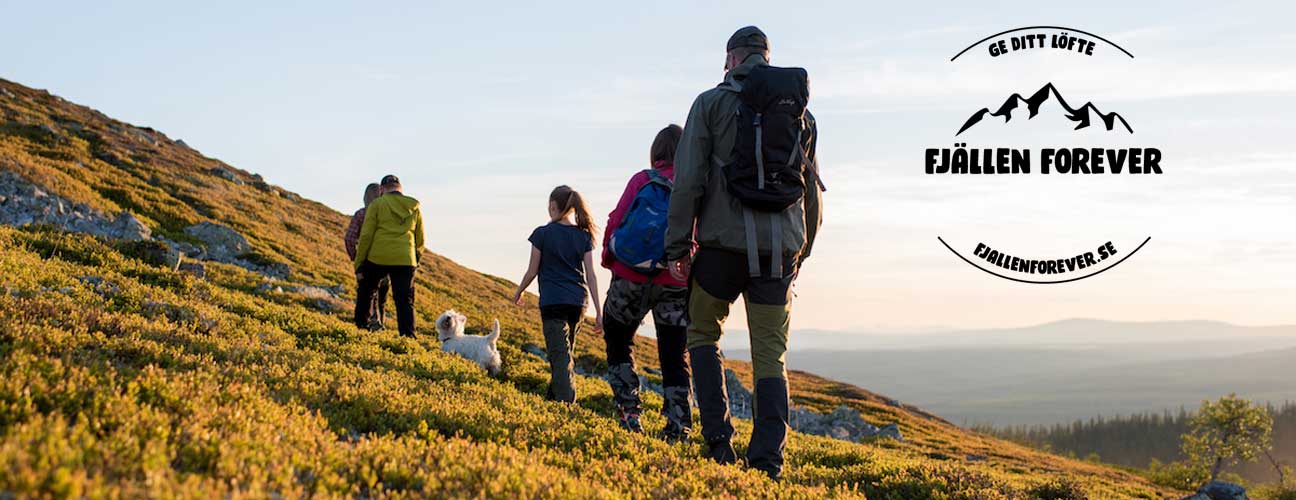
[594,313,604,334]
[512,289,524,306]
[667,256,692,282]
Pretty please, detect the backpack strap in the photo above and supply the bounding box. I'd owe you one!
[742,207,761,277]
[739,210,784,279]
[645,168,672,187]
[754,112,766,190]
[797,118,826,192]
[770,213,783,279]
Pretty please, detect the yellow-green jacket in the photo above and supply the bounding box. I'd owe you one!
[354,192,424,269]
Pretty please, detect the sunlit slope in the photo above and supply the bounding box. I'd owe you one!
[0,77,1180,499]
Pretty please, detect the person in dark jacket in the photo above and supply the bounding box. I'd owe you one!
[664,26,823,480]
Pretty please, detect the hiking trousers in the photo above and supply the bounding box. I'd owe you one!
[355,274,389,329]
[602,276,691,435]
[540,304,583,403]
[355,262,415,337]
[686,247,794,479]
[686,248,794,380]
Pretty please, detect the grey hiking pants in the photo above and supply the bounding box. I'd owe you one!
[540,304,583,403]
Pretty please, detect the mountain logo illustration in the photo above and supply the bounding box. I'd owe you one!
[956,82,1133,136]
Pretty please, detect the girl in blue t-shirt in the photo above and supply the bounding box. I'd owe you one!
[512,185,603,403]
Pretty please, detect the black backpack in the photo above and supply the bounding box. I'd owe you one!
[722,64,819,212]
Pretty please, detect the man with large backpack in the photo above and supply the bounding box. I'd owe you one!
[601,124,693,441]
[665,26,823,480]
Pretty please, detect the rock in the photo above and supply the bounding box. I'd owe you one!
[283,284,341,300]
[966,454,988,462]
[126,126,158,145]
[1196,481,1248,500]
[184,222,250,261]
[724,369,754,420]
[789,404,883,443]
[176,139,189,148]
[1180,495,1211,500]
[209,166,243,185]
[175,223,291,279]
[178,261,207,280]
[644,366,662,376]
[109,212,151,241]
[875,423,904,442]
[522,343,547,361]
[251,261,292,280]
[0,171,153,243]
[1,88,16,99]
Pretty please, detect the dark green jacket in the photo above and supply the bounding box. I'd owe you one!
[354,192,425,269]
[665,54,823,264]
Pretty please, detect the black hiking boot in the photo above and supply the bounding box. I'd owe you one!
[705,438,738,464]
[746,377,790,481]
[689,346,735,464]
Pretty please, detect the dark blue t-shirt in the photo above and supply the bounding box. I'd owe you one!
[528,222,594,307]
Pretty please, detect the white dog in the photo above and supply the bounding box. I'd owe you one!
[436,309,502,376]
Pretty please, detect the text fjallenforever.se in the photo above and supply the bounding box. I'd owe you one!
[976,241,1117,275]
[925,145,1162,174]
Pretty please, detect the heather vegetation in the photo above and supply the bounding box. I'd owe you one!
[0,77,1183,498]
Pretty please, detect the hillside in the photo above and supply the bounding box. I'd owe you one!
[0,77,1182,498]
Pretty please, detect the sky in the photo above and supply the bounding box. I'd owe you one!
[3,1,1294,335]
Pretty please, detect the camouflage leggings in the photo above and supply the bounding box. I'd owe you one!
[602,277,691,426]
[602,276,688,329]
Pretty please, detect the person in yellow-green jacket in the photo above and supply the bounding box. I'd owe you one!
[354,174,425,338]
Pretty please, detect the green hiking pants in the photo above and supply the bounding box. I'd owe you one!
[686,248,794,381]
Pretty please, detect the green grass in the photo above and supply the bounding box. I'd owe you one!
[0,77,1187,498]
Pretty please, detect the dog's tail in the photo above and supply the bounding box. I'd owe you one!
[488,319,501,345]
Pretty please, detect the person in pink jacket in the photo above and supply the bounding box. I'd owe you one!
[600,124,694,440]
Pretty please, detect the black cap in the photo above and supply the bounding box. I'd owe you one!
[726,26,769,52]
[380,174,401,186]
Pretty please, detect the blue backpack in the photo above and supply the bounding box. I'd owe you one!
[610,169,672,274]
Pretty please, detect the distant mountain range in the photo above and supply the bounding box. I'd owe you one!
[956,82,1134,135]
[724,319,1296,426]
